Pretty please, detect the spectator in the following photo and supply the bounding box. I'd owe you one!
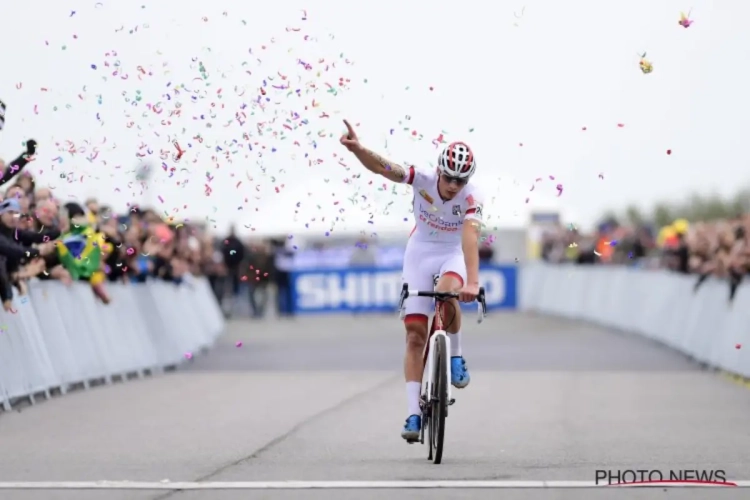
[220,225,245,317]
[541,210,749,303]
[246,241,273,318]
[272,237,295,317]
[0,137,222,306]
[0,197,53,310]
[56,202,111,303]
[204,236,226,304]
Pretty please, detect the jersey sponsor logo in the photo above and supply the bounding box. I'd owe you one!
[418,205,461,232]
[419,189,434,204]
[452,205,462,216]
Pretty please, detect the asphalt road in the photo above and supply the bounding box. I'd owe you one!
[1,312,749,500]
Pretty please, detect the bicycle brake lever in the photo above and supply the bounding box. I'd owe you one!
[476,287,487,323]
[397,284,409,318]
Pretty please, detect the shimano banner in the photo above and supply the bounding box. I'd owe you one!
[291,264,518,314]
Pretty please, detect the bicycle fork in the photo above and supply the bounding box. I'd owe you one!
[421,330,455,411]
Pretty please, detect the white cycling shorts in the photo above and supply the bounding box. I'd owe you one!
[401,242,466,320]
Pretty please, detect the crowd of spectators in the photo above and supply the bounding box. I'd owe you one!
[0,139,228,312]
[540,211,750,301]
[207,232,292,319]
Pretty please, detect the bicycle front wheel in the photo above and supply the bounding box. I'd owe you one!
[429,334,448,464]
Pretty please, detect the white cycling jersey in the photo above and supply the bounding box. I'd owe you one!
[401,166,484,246]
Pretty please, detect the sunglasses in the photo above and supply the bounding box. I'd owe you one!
[441,174,468,186]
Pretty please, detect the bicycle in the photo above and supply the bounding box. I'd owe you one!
[397,281,487,464]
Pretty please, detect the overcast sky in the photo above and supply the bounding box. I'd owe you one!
[0,0,745,237]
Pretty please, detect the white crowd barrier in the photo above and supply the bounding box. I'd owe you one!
[521,265,750,378]
[0,277,225,411]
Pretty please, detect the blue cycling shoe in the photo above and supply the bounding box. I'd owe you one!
[451,356,471,388]
[401,415,421,442]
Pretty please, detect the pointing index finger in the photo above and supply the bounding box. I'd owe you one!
[343,119,354,136]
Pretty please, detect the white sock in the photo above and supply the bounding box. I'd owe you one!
[406,381,422,417]
[448,331,462,357]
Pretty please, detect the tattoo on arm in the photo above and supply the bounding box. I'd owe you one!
[386,164,406,181]
[364,149,406,181]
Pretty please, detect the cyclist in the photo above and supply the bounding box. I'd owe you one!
[340,120,483,442]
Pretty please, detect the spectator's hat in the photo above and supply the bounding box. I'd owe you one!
[0,198,20,214]
[672,218,689,235]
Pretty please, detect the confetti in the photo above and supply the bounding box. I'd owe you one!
[18,9,375,243]
[235,341,243,348]
[678,11,693,28]
[638,52,653,74]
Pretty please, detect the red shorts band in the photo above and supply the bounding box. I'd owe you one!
[404,313,428,325]
[441,271,464,289]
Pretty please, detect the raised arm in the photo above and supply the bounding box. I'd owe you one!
[0,139,37,187]
[340,120,408,184]
[350,146,408,183]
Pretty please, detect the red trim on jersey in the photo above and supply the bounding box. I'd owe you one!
[465,208,477,215]
[406,166,415,185]
[408,225,417,238]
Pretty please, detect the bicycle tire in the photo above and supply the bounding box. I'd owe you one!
[430,334,448,464]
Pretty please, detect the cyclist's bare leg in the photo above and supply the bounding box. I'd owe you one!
[404,315,428,388]
[435,273,462,334]
[436,272,471,388]
[402,315,428,440]
[403,273,461,400]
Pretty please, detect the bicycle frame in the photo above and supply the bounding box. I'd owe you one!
[423,272,452,408]
[422,306,453,410]
[398,282,486,459]
[397,281,486,412]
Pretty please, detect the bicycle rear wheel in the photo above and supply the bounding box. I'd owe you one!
[428,334,448,464]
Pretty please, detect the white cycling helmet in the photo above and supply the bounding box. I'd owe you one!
[437,141,476,179]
